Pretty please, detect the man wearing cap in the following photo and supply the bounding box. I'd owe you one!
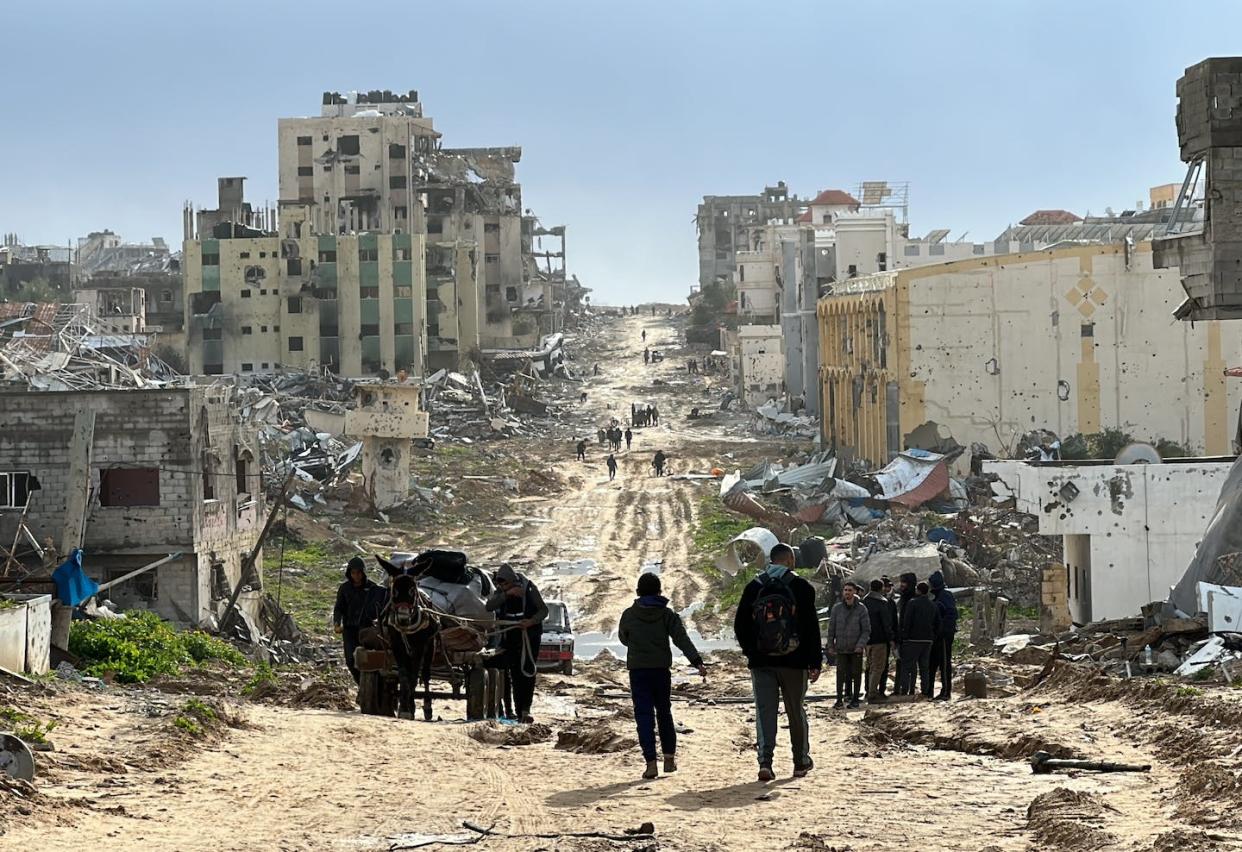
[487,563,549,723]
[333,556,382,685]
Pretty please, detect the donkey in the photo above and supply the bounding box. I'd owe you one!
[374,555,440,721]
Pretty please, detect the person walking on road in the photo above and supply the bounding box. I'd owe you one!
[619,572,706,779]
[862,579,897,702]
[575,439,587,462]
[333,556,382,685]
[644,347,650,365]
[929,569,958,700]
[652,450,667,477]
[607,453,618,481]
[734,543,822,781]
[898,581,941,697]
[827,581,870,709]
[624,427,633,450]
[642,329,647,342]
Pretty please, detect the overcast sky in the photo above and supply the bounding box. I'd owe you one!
[4,0,1239,303]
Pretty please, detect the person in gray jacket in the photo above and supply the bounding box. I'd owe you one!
[619,572,706,779]
[826,581,871,709]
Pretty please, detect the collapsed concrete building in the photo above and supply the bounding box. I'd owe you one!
[0,386,264,626]
[182,90,577,379]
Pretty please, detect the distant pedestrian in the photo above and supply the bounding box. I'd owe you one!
[827,582,870,709]
[576,439,587,461]
[642,329,647,342]
[894,572,916,694]
[598,427,607,445]
[644,347,650,365]
[652,450,667,477]
[898,581,940,697]
[624,428,633,450]
[862,579,897,702]
[734,543,821,781]
[929,570,958,700]
[619,572,706,779]
[593,363,600,376]
[580,391,588,403]
[651,405,660,426]
[631,402,637,422]
[607,454,618,481]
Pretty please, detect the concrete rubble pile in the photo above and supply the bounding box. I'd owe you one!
[751,400,818,439]
[717,448,1058,608]
[0,302,182,390]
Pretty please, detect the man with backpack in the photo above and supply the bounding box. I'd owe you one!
[733,543,822,781]
[826,581,870,709]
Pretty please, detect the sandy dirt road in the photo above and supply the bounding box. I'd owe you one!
[5,315,1241,851]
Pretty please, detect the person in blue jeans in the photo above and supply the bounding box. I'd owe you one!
[618,572,706,779]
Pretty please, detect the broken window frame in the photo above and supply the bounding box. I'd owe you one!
[98,468,160,508]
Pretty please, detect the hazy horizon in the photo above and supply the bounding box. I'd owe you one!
[4,0,1241,303]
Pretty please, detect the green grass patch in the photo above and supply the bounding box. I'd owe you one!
[690,495,756,610]
[242,661,278,695]
[0,598,17,610]
[1008,604,1040,620]
[1175,685,1203,698]
[0,706,57,744]
[172,698,220,739]
[265,539,354,637]
[68,611,246,684]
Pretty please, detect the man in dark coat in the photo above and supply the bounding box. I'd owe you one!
[607,453,618,480]
[893,571,918,694]
[898,581,941,697]
[929,569,959,700]
[332,556,382,685]
[576,439,587,461]
[624,427,633,450]
[734,543,822,781]
[862,578,897,702]
[486,564,548,723]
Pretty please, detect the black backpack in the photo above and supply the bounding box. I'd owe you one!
[752,571,800,656]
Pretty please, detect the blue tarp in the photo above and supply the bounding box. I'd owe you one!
[51,549,99,607]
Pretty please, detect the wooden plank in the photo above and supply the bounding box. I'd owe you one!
[59,410,96,554]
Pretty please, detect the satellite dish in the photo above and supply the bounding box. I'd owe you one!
[1114,442,1162,465]
[0,733,35,781]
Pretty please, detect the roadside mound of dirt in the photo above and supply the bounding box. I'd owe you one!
[1142,828,1237,852]
[555,720,636,754]
[245,668,356,712]
[862,705,1077,760]
[467,721,553,746]
[1026,787,1117,850]
[1175,761,1242,827]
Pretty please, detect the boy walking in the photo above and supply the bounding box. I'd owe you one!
[619,573,706,779]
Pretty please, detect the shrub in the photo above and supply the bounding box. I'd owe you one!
[68,611,245,683]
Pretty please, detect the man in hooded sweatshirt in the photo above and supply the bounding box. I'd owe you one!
[928,569,959,700]
[486,564,549,723]
[333,556,382,685]
[619,572,706,779]
[734,543,822,781]
[827,581,870,709]
[893,572,918,695]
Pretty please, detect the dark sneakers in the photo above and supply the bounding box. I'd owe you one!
[663,755,677,774]
[793,759,814,778]
[758,766,776,782]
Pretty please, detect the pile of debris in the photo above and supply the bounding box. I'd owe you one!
[715,449,1058,608]
[751,399,818,438]
[0,302,182,390]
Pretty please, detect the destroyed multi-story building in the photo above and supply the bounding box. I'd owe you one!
[1153,57,1242,322]
[695,183,805,290]
[73,230,184,347]
[183,89,577,378]
[0,236,73,298]
[0,386,264,625]
[816,238,1242,467]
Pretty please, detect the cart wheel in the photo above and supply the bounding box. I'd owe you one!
[465,667,486,721]
[358,670,384,715]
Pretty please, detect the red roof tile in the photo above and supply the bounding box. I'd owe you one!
[809,189,860,208]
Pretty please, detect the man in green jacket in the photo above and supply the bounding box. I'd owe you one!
[619,572,706,779]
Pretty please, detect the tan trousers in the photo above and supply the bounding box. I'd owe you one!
[865,643,890,698]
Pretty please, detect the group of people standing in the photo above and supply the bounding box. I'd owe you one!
[632,403,659,427]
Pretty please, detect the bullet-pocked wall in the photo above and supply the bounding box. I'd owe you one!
[818,243,1242,467]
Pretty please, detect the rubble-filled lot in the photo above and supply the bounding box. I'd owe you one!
[5,313,1242,851]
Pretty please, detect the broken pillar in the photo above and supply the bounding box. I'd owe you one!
[343,382,429,510]
[1153,57,1242,320]
[1040,563,1073,633]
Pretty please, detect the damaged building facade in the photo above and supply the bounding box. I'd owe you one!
[183,89,576,378]
[0,386,264,625]
[817,241,1242,467]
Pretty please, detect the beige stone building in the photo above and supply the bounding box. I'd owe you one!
[817,242,1242,467]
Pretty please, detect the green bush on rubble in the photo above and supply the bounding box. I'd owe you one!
[68,611,246,683]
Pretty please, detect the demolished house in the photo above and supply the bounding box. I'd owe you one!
[0,385,265,627]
